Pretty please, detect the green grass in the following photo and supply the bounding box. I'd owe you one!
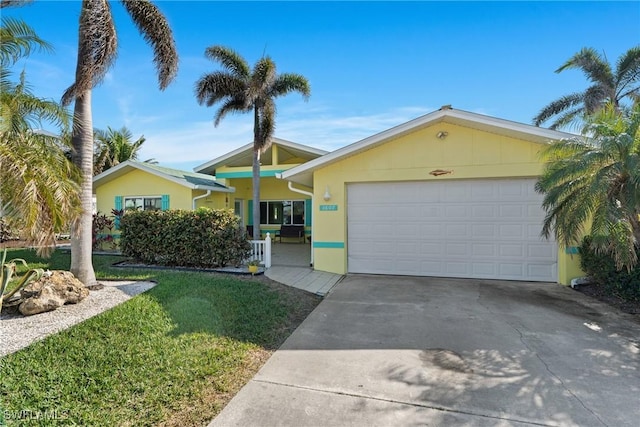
[1,249,320,426]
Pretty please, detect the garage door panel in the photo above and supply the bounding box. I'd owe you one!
[445,225,469,239]
[472,243,496,256]
[347,179,557,282]
[499,224,525,239]
[500,205,525,218]
[472,224,496,238]
[446,242,469,256]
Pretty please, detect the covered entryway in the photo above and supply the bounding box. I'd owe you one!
[347,178,557,281]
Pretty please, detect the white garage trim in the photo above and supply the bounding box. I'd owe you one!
[347,179,557,282]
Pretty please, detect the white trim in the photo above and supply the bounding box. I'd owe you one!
[93,160,234,192]
[280,108,576,182]
[193,137,328,173]
[123,195,162,211]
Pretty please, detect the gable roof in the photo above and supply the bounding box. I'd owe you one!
[279,106,577,187]
[93,160,234,192]
[193,137,328,175]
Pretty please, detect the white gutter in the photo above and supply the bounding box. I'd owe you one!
[192,190,211,210]
[287,181,314,267]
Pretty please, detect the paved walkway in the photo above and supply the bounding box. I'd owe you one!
[266,242,343,296]
[266,266,343,296]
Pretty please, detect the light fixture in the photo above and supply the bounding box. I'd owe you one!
[436,131,448,139]
[323,185,331,201]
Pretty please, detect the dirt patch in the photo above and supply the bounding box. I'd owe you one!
[574,283,640,315]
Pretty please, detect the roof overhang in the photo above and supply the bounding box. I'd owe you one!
[279,107,577,187]
[93,160,235,192]
[193,137,328,175]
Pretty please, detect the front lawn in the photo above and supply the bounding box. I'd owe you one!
[0,249,321,426]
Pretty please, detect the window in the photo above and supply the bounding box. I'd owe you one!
[259,200,305,225]
[124,196,162,211]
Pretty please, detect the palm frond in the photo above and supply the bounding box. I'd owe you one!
[0,16,53,67]
[204,45,250,78]
[212,97,247,126]
[121,0,178,90]
[62,0,117,106]
[194,72,244,106]
[556,47,614,87]
[533,92,584,127]
[270,73,311,99]
[614,45,640,93]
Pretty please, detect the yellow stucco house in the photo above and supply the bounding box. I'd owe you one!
[93,138,327,237]
[93,107,584,285]
[279,106,583,285]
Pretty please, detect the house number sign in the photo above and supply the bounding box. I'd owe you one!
[319,204,338,211]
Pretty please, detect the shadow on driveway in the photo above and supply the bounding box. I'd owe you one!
[211,275,640,427]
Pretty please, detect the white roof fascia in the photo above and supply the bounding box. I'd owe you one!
[280,108,575,181]
[193,137,328,173]
[93,160,232,192]
[193,142,254,173]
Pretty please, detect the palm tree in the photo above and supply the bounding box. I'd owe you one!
[533,46,640,130]
[94,126,146,175]
[535,103,640,270]
[0,8,80,256]
[195,46,310,239]
[1,15,52,67]
[60,0,178,286]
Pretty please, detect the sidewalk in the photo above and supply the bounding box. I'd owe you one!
[267,242,343,296]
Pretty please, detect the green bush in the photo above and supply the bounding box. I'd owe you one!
[579,236,640,301]
[119,208,251,268]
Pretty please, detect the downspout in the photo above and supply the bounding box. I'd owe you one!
[192,189,211,210]
[286,181,314,267]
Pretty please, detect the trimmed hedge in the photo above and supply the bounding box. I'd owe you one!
[119,208,251,268]
[579,236,640,301]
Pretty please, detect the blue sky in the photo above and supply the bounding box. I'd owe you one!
[5,1,640,171]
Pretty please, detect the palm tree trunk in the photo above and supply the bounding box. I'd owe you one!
[70,91,97,286]
[252,107,261,240]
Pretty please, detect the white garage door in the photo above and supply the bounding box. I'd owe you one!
[347,179,557,282]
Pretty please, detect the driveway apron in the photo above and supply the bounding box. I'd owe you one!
[210,275,640,427]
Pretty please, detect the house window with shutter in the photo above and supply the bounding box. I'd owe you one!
[123,196,163,211]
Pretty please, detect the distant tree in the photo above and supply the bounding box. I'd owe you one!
[94,126,146,175]
[195,46,310,239]
[533,46,640,130]
[536,103,640,270]
[60,0,178,286]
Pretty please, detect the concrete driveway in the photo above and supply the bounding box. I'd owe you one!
[211,275,640,427]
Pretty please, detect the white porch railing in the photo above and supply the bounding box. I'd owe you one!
[249,232,272,269]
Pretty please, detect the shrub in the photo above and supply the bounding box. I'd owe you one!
[580,236,640,301]
[119,208,251,268]
[92,212,116,250]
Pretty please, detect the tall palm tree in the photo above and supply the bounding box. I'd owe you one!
[535,103,640,270]
[0,7,80,256]
[195,46,310,239]
[533,46,640,130]
[60,0,178,285]
[94,126,146,175]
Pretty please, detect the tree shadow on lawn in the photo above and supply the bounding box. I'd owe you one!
[146,270,321,350]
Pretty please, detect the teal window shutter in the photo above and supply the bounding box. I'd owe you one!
[161,195,170,211]
[247,200,253,226]
[114,196,122,229]
[305,199,312,226]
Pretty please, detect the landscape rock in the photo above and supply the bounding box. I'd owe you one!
[18,271,89,316]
